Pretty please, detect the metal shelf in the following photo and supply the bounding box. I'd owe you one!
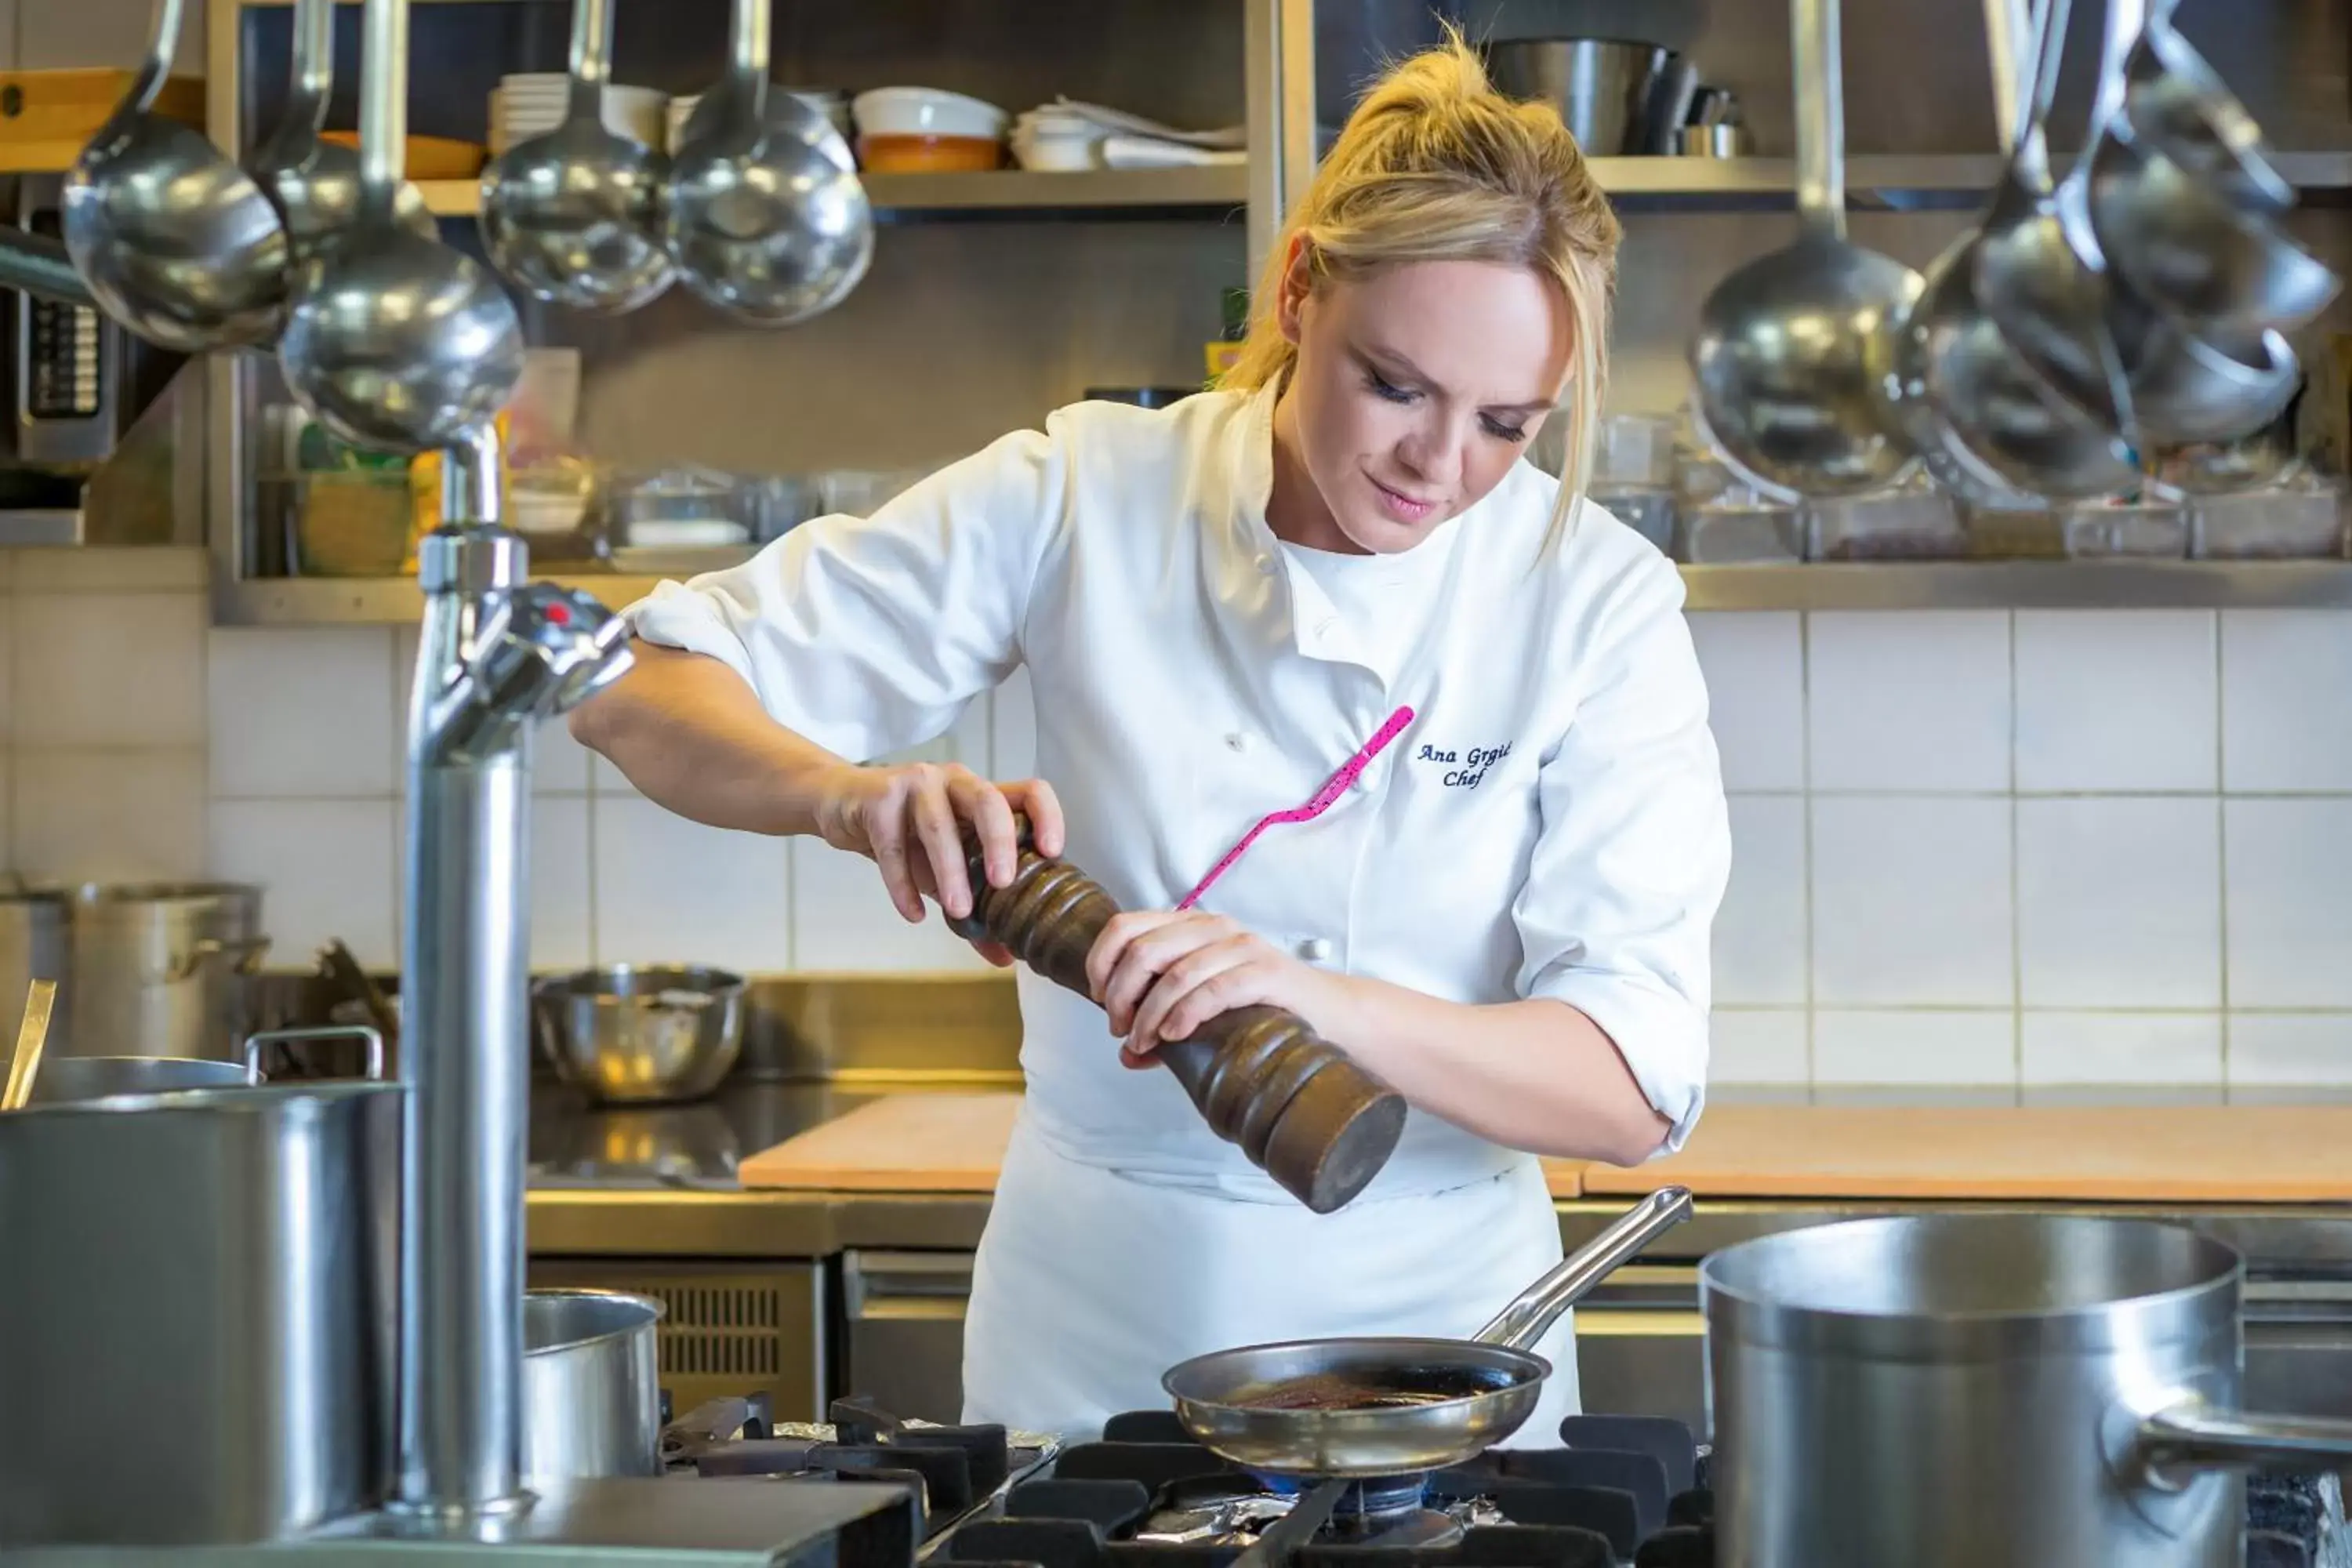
[416,165,1250,220]
[1588,151,2352,198]
[218,574,660,625]
[413,154,2350,221]
[212,561,2352,625]
[1680,561,2352,611]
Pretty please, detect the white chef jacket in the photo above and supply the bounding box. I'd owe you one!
[624,381,1730,1442]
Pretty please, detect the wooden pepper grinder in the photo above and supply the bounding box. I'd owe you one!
[946,816,1408,1214]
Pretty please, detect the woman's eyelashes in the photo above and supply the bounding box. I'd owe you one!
[1362,368,1527,443]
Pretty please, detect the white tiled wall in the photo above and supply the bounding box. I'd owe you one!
[0,550,1011,978]
[6,551,2350,1101]
[1700,606,2352,1104]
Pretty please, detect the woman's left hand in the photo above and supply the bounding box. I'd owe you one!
[1085,910,1356,1067]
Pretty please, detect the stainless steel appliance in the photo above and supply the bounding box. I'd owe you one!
[9,174,174,468]
[1701,1213,2352,1568]
[530,1258,830,1423]
[842,1250,975,1425]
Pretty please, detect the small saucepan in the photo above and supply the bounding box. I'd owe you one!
[1162,1185,1693,1479]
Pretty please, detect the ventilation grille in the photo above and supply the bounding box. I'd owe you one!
[528,1262,820,1417]
[644,1279,786,1380]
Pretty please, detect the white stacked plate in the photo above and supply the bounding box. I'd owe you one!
[490,74,669,155]
[666,88,851,154]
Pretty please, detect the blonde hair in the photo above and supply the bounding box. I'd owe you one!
[1221,28,1621,551]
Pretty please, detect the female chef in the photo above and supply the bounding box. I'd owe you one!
[571,34,1730,1441]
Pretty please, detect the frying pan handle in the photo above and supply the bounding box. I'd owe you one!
[1472,1186,1694,1352]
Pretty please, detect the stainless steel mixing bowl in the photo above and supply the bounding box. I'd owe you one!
[531,965,746,1105]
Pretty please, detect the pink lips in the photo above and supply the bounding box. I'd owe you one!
[1369,475,1439,524]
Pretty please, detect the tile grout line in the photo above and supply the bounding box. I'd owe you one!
[1797,611,1818,1104]
[2007,609,2024,1105]
[2214,612,2233,1103]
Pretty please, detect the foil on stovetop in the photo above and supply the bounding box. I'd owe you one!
[769,1420,1060,1450]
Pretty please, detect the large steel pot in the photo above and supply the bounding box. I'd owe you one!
[1702,1213,2352,1568]
[521,1288,665,1481]
[65,882,269,1062]
[0,1079,400,1546]
[1486,38,1672,155]
[23,1023,387,1105]
[24,1051,252,1102]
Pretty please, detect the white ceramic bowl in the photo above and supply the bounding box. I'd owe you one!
[1011,130,1101,172]
[851,86,1008,142]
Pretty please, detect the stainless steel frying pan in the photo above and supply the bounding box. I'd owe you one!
[1162,1185,1694,1478]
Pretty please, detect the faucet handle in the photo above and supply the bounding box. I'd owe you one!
[475,583,636,723]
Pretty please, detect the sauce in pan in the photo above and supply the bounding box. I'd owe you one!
[1229,1365,1521,1413]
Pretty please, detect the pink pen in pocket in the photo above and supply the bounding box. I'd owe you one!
[1174,704,1416,913]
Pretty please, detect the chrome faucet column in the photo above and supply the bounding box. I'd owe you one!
[393,423,633,1524]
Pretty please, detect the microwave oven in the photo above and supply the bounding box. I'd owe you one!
[7,173,178,469]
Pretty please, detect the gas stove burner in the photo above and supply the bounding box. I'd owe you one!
[1255,1469,1430,1523]
[1129,1473,1479,1552]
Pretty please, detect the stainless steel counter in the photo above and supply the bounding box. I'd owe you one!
[521,1062,2352,1433]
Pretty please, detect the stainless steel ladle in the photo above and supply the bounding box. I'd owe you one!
[1892,0,2137,501]
[247,0,434,267]
[1969,0,2140,449]
[478,0,673,313]
[2121,0,2293,216]
[662,0,873,326]
[63,0,289,350]
[2088,126,2339,339]
[1690,0,1922,499]
[1976,0,2297,451]
[278,0,524,452]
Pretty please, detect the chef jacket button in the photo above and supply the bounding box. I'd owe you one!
[1254,553,1274,574]
[1297,937,1333,963]
[1225,731,1248,752]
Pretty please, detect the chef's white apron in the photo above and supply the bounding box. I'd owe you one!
[961,1105,1580,1446]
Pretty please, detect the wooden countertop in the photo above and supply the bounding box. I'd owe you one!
[735,1091,1588,1196]
[736,1094,2352,1203]
[1585,1103,2352,1203]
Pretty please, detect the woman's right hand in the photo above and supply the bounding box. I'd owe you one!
[811,761,1065,963]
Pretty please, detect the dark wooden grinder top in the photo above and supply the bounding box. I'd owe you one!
[946,817,1407,1214]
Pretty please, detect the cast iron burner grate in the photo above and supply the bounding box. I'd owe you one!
[644,1396,2343,1568]
[931,1410,1711,1568]
[656,1392,1054,1543]
[925,1411,2345,1568]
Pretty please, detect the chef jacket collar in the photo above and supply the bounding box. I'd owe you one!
[1218,379,1469,681]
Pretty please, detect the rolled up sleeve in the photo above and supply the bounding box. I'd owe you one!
[623,419,1068,764]
[1512,554,1730,1155]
